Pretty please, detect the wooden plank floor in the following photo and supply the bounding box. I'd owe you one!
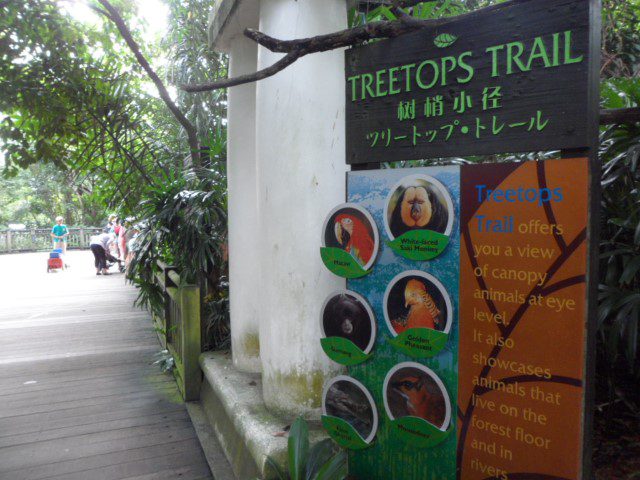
[0,251,213,480]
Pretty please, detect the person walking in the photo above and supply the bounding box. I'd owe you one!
[50,216,69,253]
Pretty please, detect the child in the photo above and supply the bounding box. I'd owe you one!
[50,216,69,254]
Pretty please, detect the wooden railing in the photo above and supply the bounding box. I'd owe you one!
[152,260,201,401]
[0,227,102,253]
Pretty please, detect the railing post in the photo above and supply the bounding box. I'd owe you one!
[180,285,201,401]
[79,228,85,248]
[162,264,173,345]
[6,230,11,252]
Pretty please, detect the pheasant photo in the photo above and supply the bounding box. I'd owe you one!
[391,278,443,334]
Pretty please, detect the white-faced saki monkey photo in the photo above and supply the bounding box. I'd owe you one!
[388,182,449,238]
[386,367,447,429]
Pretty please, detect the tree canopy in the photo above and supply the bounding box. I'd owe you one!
[0,0,227,225]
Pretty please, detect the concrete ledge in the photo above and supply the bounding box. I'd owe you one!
[208,0,237,50]
[199,352,327,480]
[208,0,259,53]
[186,401,237,480]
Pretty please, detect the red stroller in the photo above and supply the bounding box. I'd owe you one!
[47,248,64,273]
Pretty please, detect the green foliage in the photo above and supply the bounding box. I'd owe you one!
[260,417,347,480]
[131,271,166,319]
[126,162,229,350]
[127,167,226,282]
[162,0,228,144]
[602,0,640,78]
[202,277,231,351]
[0,162,106,227]
[0,0,182,217]
[153,349,176,373]
[599,79,640,385]
[348,0,505,28]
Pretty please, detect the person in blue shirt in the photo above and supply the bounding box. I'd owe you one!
[51,216,69,254]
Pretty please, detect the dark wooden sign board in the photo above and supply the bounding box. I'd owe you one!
[345,0,599,164]
[339,0,601,478]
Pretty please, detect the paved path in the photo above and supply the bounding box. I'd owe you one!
[0,251,213,480]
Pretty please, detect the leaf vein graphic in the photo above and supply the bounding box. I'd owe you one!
[457,228,586,476]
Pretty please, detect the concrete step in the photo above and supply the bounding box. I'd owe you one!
[187,401,237,480]
[196,352,327,480]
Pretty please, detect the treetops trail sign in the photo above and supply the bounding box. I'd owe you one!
[345,0,596,164]
[319,0,601,479]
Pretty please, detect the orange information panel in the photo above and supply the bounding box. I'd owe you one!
[458,158,589,479]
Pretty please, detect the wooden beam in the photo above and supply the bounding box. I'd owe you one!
[600,107,640,125]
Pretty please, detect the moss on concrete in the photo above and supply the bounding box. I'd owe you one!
[263,369,327,417]
[242,332,260,359]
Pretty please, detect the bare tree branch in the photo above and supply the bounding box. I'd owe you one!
[95,0,201,167]
[184,51,303,93]
[182,0,530,92]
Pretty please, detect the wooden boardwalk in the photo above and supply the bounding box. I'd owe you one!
[0,251,213,480]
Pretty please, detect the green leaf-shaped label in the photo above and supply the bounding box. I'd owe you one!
[386,230,449,261]
[321,415,372,450]
[320,247,371,278]
[321,337,372,366]
[391,416,452,448]
[434,33,458,49]
[388,328,448,358]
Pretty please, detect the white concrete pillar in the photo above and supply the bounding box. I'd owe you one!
[228,35,261,373]
[256,0,347,417]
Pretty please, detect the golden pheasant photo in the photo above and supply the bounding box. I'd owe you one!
[383,271,451,336]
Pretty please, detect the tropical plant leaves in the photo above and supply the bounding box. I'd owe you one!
[599,80,640,387]
[261,417,347,480]
[305,439,335,480]
[288,417,309,480]
[313,450,348,480]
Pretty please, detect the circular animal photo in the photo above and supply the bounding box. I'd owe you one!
[383,270,452,336]
[322,203,379,271]
[383,362,451,431]
[384,174,454,240]
[321,290,376,354]
[323,376,378,443]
